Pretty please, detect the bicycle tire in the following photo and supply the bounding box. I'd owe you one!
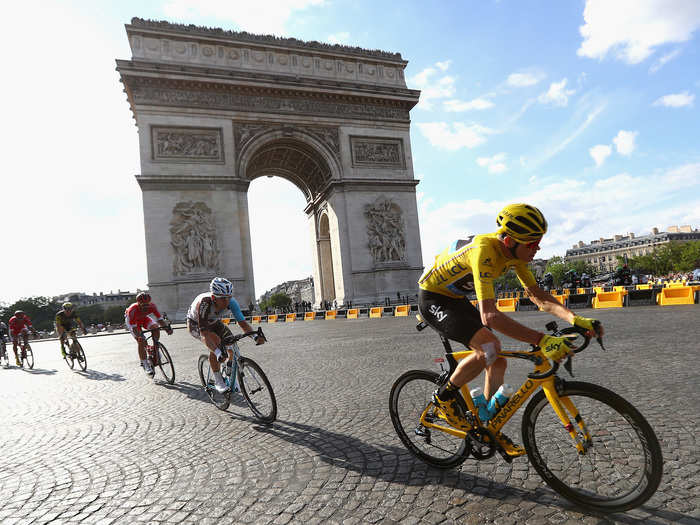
[1,343,9,367]
[389,370,468,469]
[156,343,175,384]
[73,341,87,371]
[63,347,75,369]
[237,357,277,423]
[522,381,662,513]
[23,345,34,369]
[197,354,230,410]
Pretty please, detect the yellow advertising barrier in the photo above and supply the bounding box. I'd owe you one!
[285,313,296,322]
[369,307,382,318]
[304,312,315,321]
[667,281,686,288]
[552,294,565,305]
[394,305,410,317]
[594,287,605,295]
[592,291,624,309]
[657,286,694,306]
[267,314,278,323]
[576,288,587,295]
[496,298,517,312]
[347,308,359,319]
[561,288,571,295]
[222,318,231,325]
[251,316,262,324]
[635,284,651,290]
[325,310,337,320]
[613,286,628,293]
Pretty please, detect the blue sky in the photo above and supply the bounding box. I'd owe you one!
[1,0,699,305]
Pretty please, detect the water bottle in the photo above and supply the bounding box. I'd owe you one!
[487,384,514,419]
[224,361,233,386]
[470,387,490,423]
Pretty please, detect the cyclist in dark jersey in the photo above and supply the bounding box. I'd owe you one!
[187,277,265,393]
[55,302,87,358]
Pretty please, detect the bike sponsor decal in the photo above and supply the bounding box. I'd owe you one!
[490,379,535,427]
[428,304,447,322]
[480,272,492,279]
[482,257,493,267]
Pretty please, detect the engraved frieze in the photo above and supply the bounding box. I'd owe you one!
[350,136,405,168]
[170,201,220,275]
[234,122,340,156]
[151,126,223,162]
[365,198,406,263]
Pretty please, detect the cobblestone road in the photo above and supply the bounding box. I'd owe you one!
[1,305,698,524]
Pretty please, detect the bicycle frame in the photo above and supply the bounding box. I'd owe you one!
[205,341,243,392]
[60,329,80,350]
[421,342,592,454]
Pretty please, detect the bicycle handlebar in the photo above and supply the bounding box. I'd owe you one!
[229,327,266,343]
[527,322,603,380]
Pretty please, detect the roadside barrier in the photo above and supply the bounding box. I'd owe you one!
[561,288,571,295]
[251,315,262,324]
[369,307,382,318]
[613,286,628,293]
[592,291,624,309]
[496,298,517,312]
[304,312,315,321]
[576,288,588,295]
[518,297,538,311]
[657,286,694,306]
[625,289,657,307]
[567,293,592,309]
[285,313,296,322]
[394,305,410,317]
[267,314,278,323]
[593,286,605,295]
[347,308,359,319]
[551,294,566,305]
[636,284,651,290]
[325,310,337,320]
[667,281,686,288]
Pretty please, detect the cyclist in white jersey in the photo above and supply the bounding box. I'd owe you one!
[187,277,265,392]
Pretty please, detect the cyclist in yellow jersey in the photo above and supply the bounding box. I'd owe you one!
[418,203,604,457]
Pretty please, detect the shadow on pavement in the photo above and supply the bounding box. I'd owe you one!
[20,367,58,375]
[249,418,689,524]
[76,369,126,381]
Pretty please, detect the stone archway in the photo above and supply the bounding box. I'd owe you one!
[117,18,424,319]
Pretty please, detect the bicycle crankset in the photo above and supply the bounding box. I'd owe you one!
[468,428,497,460]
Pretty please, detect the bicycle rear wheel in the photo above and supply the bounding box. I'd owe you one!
[1,343,9,367]
[197,354,230,410]
[522,381,662,513]
[73,341,87,371]
[389,370,468,469]
[155,343,175,384]
[23,345,34,369]
[237,357,277,423]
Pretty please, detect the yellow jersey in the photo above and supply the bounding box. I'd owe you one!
[418,233,537,300]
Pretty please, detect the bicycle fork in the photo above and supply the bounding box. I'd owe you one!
[542,381,592,455]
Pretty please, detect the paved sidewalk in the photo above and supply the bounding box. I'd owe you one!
[0,305,698,524]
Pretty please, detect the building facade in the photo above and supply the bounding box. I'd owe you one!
[54,290,141,308]
[565,226,700,272]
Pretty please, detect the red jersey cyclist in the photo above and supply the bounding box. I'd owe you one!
[8,311,38,366]
[187,277,265,393]
[125,292,173,377]
[418,203,604,458]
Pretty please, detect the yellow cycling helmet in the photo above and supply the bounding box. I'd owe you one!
[496,203,547,243]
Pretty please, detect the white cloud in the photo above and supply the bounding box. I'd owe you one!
[444,98,495,111]
[417,122,495,150]
[409,62,456,110]
[538,78,576,107]
[649,48,683,73]
[163,0,326,35]
[613,130,638,155]
[476,153,508,174]
[417,162,700,266]
[327,31,350,45]
[507,72,544,87]
[653,91,695,107]
[577,0,700,64]
[589,144,612,166]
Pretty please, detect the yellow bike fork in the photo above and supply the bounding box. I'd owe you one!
[542,382,591,454]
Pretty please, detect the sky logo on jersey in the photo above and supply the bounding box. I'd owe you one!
[428,305,447,322]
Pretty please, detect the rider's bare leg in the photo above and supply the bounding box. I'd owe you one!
[203,331,223,372]
[444,327,506,398]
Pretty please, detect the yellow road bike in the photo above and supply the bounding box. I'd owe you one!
[389,319,663,513]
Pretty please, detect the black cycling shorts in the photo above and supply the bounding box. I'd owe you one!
[418,289,484,347]
[187,319,234,346]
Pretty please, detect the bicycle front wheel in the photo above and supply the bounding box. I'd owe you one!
[197,354,230,411]
[23,345,34,369]
[155,343,175,384]
[1,343,9,367]
[389,370,468,469]
[73,341,87,371]
[522,381,663,513]
[237,357,277,423]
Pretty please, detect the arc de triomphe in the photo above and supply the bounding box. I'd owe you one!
[117,18,423,319]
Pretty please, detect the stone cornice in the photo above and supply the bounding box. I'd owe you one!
[128,18,405,63]
[135,175,250,192]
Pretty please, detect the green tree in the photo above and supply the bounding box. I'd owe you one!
[260,292,292,311]
[0,296,61,331]
[546,257,595,287]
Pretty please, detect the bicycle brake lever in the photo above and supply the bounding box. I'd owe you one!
[564,356,574,377]
[597,336,606,351]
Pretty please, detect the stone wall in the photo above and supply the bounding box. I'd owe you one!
[258,277,314,305]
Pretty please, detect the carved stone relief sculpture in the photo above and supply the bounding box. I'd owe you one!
[151,126,223,162]
[170,202,220,275]
[350,136,405,168]
[364,198,406,263]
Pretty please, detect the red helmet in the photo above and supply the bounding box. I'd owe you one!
[136,292,152,304]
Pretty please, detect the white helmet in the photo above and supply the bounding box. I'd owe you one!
[210,277,233,297]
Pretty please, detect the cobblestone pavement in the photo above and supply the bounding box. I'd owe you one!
[1,305,698,524]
